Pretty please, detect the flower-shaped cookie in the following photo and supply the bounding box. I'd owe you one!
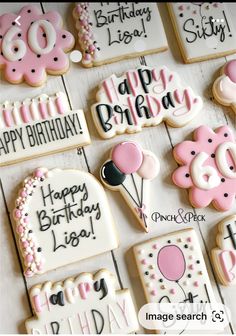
[213,60,236,112]
[173,125,236,211]
[0,5,74,86]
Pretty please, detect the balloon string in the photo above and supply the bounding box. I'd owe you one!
[176,281,187,334]
[176,281,187,300]
[141,177,144,206]
[131,173,141,205]
[121,184,140,207]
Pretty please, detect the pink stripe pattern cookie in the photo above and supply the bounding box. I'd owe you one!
[0,5,74,86]
[92,66,203,139]
[25,269,139,333]
[173,125,236,211]
[0,92,90,166]
[212,215,236,286]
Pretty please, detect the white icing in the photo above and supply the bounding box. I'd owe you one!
[0,92,91,166]
[190,152,221,189]
[213,75,236,105]
[169,3,236,61]
[2,26,27,61]
[28,20,56,55]
[133,228,215,333]
[216,142,236,178]
[14,168,119,275]
[73,3,168,66]
[92,66,203,139]
[25,270,138,334]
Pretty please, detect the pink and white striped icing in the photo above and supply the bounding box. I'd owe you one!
[0,92,69,128]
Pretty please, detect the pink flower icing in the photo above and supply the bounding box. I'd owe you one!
[0,5,74,85]
[173,125,236,211]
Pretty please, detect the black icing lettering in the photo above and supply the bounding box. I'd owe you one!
[55,118,66,139]
[135,95,151,119]
[50,322,60,335]
[183,18,198,43]
[93,278,108,300]
[26,125,36,147]
[96,104,113,132]
[137,68,152,93]
[49,291,65,306]
[37,209,52,231]
[183,16,227,44]
[118,79,131,95]
[162,92,175,109]
[52,229,66,251]
[41,184,54,207]
[3,132,10,153]
[113,105,133,126]
[35,123,47,144]
[91,309,105,334]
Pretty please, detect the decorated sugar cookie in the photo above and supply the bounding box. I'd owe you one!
[72,3,167,67]
[173,125,236,211]
[168,3,236,63]
[213,60,236,113]
[13,168,118,277]
[92,66,203,139]
[133,228,215,332]
[212,215,236,286]
[100,141,160,232]
[0,92,90,166]
[25,269,139,334]
[0,5,74,86]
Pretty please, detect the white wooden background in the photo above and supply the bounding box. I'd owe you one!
[0,2,236,334]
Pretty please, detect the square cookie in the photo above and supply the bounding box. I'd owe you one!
[168,3,236,63]
[73,3,168,67]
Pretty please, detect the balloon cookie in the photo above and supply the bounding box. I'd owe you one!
[168,3,236,63]
[25,269,139,334]
[72,3,167,67]
[100,141,160,232]
[173,125,236,211]
[133,228,215,332]
[0,5,74,86]
[213,60,236,113]
[91,65,203,139]
[0,92,90,167]
[212,215,236,286]
[13,168,118,277]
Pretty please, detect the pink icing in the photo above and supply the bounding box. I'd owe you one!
[225,60,236,83]
[157,245,186,281]
[78,282,91,300]
[3,108,13,127]
[0,5,74,85]
[38,101,47,119]
[111,141,143,174]
[20,104,30,123]
[219,250,236,282]
[216,76,236,103]
[55,95,65,114]
[173,125,236,211]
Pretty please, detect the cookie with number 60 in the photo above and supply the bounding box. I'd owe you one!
[0,5,74,86]
[172,125,236,211]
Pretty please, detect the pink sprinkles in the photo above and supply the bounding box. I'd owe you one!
[14,168,47,277]
[75,3,100,65]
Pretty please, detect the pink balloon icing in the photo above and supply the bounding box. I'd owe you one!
[137,152,160,179]
[157,245,186,281]
[225,60,236,83]
[112,141,143,174]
